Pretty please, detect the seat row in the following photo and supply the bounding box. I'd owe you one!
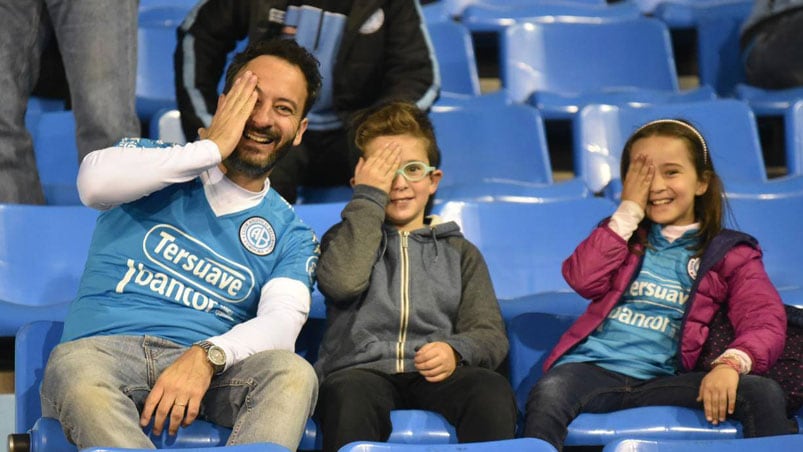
[3,177,803,338]
[24,95,803,206]
[10,310,803,451]
[4,193,803,450]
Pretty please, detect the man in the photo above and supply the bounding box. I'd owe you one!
[175,0,439,203]
[40,38,323,450]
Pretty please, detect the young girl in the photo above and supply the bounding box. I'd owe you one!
[523,119,796,450]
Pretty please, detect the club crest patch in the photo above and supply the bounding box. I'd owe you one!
[687,257,700,280]
[359,9,384,34]
[240,217,276,256]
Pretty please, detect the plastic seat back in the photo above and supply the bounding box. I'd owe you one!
[437,198,616,298]
[786,100,803,176]
[462,1,641,33]
[507,313,741,446]
[429,104,553,187]
[602,434,803,452]
[426,21,481,96]
[338,437,558,451]
[149,108,187,144]
[503,18,679,104]
[0,204,98,336]
[727,193,803,307]
[136,5,192,122]
[575,99,769,195]
[27,110,81,205]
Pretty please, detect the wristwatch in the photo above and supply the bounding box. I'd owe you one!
[195,340,226,374]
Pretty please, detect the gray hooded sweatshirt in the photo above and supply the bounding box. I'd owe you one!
[314,185,508,381]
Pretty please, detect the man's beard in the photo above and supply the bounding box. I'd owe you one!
[225,137,295,177]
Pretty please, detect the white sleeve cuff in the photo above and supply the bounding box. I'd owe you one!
[607,200,645,241]
[208,277,311,369]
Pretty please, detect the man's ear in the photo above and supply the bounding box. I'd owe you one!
[350,177,356,187]
[293,118,309,146]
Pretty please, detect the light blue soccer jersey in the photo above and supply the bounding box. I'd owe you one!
[63,174,319,346]
[558,224,699,379]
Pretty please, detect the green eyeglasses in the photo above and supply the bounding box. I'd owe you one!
[395,161,436,182]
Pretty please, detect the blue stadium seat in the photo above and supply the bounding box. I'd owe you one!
[293,201,348,319]
[727,193,803,308]
[785,100,803,176]
[431,104,552,185]
[12,320,459,451]
[734,85,803,118]
[497,291,590,321]
[651,0,752,28]
[426,21,481,97]
[502,18,715,119]
[10,321,236,452]
[461,0,642,34]
[27,110,81,205]
[337,437,557,451]
[602,434,803,452]
[507,312,742,448]
[83,443,290,452]
[435,198,617,299]
[296,186,354,205]
[136,5,193,123]
[429,104,590,203]
[0,204,97,337]
[149,108,187,144]
[574,100,803,199]
[649,0,752,97]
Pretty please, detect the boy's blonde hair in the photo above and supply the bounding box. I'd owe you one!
[352,101,441,167]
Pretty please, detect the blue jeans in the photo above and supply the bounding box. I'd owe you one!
[41,335,318,450]
[0,0,140,203]
[524,362,795,451]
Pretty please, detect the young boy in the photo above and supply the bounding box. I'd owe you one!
[313,101,517,452]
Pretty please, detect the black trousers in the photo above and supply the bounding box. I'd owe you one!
[315,367,518,452]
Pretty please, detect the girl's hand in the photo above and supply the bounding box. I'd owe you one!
[697,365,739,425]
[353,142,401,194]
[621,153,654,211]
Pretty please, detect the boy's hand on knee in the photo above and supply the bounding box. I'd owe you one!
[414,341,458,383]
[697,365,739,425]
[140,346,214,436]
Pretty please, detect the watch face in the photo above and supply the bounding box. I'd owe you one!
[208,346,226,366]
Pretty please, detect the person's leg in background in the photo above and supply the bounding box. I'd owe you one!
[0,0,48,204]
[47,0,141,162]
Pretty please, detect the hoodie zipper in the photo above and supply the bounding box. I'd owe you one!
[396,231,410,373]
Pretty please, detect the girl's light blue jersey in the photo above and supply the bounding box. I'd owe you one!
[62,178,319,346]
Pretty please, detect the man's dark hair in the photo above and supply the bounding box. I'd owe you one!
[224,38,322,117]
